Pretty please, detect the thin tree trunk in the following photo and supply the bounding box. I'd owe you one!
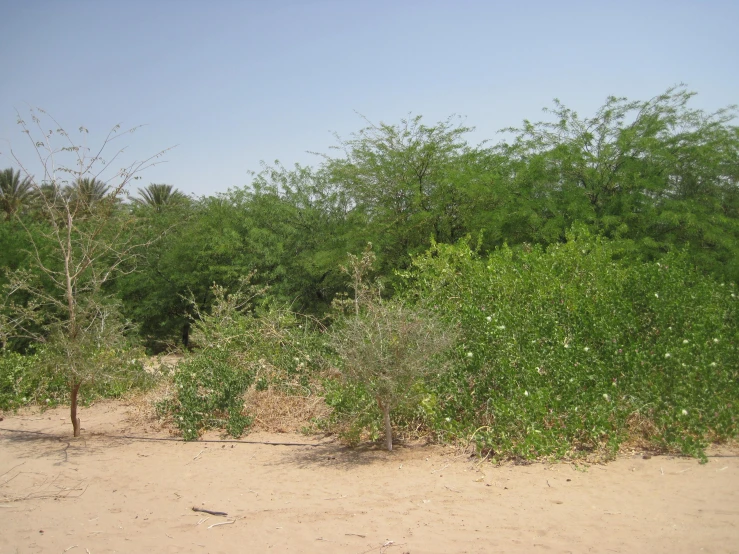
[70,382,81,437]
[378,398,393,451]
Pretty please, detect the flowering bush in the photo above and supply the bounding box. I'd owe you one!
[403,228,738,460]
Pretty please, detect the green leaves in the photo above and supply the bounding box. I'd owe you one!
[405,231,738,459]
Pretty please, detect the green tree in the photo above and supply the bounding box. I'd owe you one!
[500,85,739,279]
[324,114,479,279]
[135,183,188,212]
[0,168,35,220]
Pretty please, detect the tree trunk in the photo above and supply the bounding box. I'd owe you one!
[70,382,81,437]
[378,398,393,451]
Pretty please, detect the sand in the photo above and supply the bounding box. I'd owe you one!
[1,400,737,553]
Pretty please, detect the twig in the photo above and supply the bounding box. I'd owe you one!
[197,517,210,525]
[717,466,728,471]
[0,462,25,480]
[208,520,235,529]
[660,467,664,475]
[345,533,367,538]
[63,546,78,552]
[192,506,227,516]
[192,450,205,461]
[444,485,460,493]
[431,463,449,474]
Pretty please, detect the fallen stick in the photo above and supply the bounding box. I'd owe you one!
[208,520,235,529]
[192,506,228,516]
[431,463,449,474]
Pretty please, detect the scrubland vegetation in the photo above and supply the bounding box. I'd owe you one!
[1,86,737,458]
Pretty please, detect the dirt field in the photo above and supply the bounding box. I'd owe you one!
[1,400,738,554]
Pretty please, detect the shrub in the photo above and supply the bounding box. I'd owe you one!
[157,280,327,439]
[330,300,456,450]
[403,228,738,460]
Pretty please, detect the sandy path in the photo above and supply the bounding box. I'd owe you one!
[1,402,737,554]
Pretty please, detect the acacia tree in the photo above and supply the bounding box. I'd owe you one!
[3,108,170,436]
[500,85,739,279]
[323,114,477,276]
[330,245,456,451]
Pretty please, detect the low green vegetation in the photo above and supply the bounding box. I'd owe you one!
[402,229,737,460]
[0,349,155,411]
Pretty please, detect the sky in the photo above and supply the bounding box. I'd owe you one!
[1,0,737,198]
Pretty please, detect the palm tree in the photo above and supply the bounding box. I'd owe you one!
[135,183,186,212]
[65,178,111,214]
[0,168,34,220]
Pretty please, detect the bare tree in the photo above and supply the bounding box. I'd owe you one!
[2,107,172,437]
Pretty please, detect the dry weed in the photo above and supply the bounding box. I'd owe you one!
[244,386,332,434]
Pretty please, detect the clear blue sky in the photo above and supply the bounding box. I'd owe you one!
[1,0,737,197]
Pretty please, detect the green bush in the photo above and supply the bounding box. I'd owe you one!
[156,281,327,440]
[158,348,253,440]
[402,228,738,460]
[0,348,154,411]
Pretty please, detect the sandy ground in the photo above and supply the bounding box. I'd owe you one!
[1,401,738,554]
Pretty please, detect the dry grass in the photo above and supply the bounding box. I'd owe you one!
[244,386,332,434]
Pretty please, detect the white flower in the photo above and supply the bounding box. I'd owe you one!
[710,362,717,367]
[524,390,529,397]
[45,398,50,403]
[486,316,492,322]
[445,417,451,422]
[583,347,590,352]
[713,338,719,343]
[569,378,574,383]
[732,293,736,298]
[497,325,506,330]
[665,353,671,358]
[603,393,610,401]
[683,339,689,344]
[654,293,659,298]
[467,352,474,358]
[681,409,688,416]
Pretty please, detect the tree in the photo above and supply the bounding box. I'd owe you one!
[323,114,479,279]
[135,183,187,212]
[500,85,739,280]
[0,167,35,220]
[330,245,456,450]
[4,108,170,436]
[67,177,110,210]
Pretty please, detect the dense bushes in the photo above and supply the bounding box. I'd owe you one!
[156,282,326,439]
[0,349,154,411]
[401,229,738,459]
